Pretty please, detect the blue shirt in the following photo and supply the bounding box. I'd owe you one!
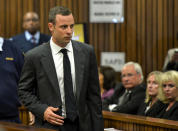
[10,32,51,53]
[0,38,24,119]
[24,31,40,44]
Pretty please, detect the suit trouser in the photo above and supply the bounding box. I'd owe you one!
[59,117,79,131]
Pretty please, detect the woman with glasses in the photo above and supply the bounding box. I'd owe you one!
[137,71,166,117]
[157,71,178,121]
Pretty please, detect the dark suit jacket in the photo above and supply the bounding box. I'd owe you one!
[164,61,178,71]
[157,101,178,121]
[102,83,146,114]
[18,40,103,131]
[137,100,166,117]
[11,33,51,53]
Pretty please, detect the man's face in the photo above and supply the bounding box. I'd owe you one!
[23,12,40,35]
[121,65,141,89]
[48,14,74,47]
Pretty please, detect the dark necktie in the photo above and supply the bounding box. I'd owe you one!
[118,90,131,106]
[31,36,36,45]
[61,49,77,121]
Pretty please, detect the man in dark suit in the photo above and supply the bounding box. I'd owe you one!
[11,12,50,53]
[102,62,146,114]
[18,6,103,131]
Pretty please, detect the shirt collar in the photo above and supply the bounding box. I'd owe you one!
[25,31,40,43]
[50,37,73,55]
[0,37,4,51]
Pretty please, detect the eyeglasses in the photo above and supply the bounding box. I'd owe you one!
[24,18,39,22]
[121,73,137,78]
[162,84,176,88]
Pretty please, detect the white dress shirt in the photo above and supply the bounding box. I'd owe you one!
[50,38,76,118]
[0,37,4,51]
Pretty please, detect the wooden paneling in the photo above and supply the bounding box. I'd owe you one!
[103,111,178,131]
[0,121,55,131]
[0,0,177,80]
[19,106,29,125]
[174,0,178,47]
[19,107,178,131]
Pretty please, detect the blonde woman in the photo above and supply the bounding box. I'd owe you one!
[157,71,178,121]
[137,71,166,117]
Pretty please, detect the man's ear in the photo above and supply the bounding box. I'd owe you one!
[138,73,142,81]
[48,23,54,32]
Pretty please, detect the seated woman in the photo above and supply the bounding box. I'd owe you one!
[157,71,178,121]
[137,71,166,117]
[99,66,116,101]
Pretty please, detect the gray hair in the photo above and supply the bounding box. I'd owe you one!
[163,48,178,71]
[122,61,144,82]
[49,6,72,24]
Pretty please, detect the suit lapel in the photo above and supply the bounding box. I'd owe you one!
[23,33,28,42]
[40,43,62,103]
[166,101,178,117]
[39,41,85,104]
[21,33,34,52]
[72,41,85,102]
[39,34,44,44]
[39,34,43,44]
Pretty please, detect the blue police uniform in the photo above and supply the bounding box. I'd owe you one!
[0,37,24,123]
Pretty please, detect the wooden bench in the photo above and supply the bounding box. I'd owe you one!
[20,107,178,131]
[19,106,29,125]
[0,121,55,131]
[103,111,178,131]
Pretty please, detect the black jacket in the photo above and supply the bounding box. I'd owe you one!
[102,83,146,114]
[18,41,104,130]
[157,101,178,121]
[137,100,166,117]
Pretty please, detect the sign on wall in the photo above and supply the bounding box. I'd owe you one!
[101,52,125,72]
[90,0,124,23]
[72,24,85,43]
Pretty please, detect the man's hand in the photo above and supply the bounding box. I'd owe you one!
[29,112,35,125]
[44,107,64,125]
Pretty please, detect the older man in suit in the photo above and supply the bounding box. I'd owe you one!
[11,12,50,53]
[18,6,103,131]
[102,62,146,114]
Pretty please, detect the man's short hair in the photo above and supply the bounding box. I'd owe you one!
[122,61,144,82]
[49,6,72,24]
